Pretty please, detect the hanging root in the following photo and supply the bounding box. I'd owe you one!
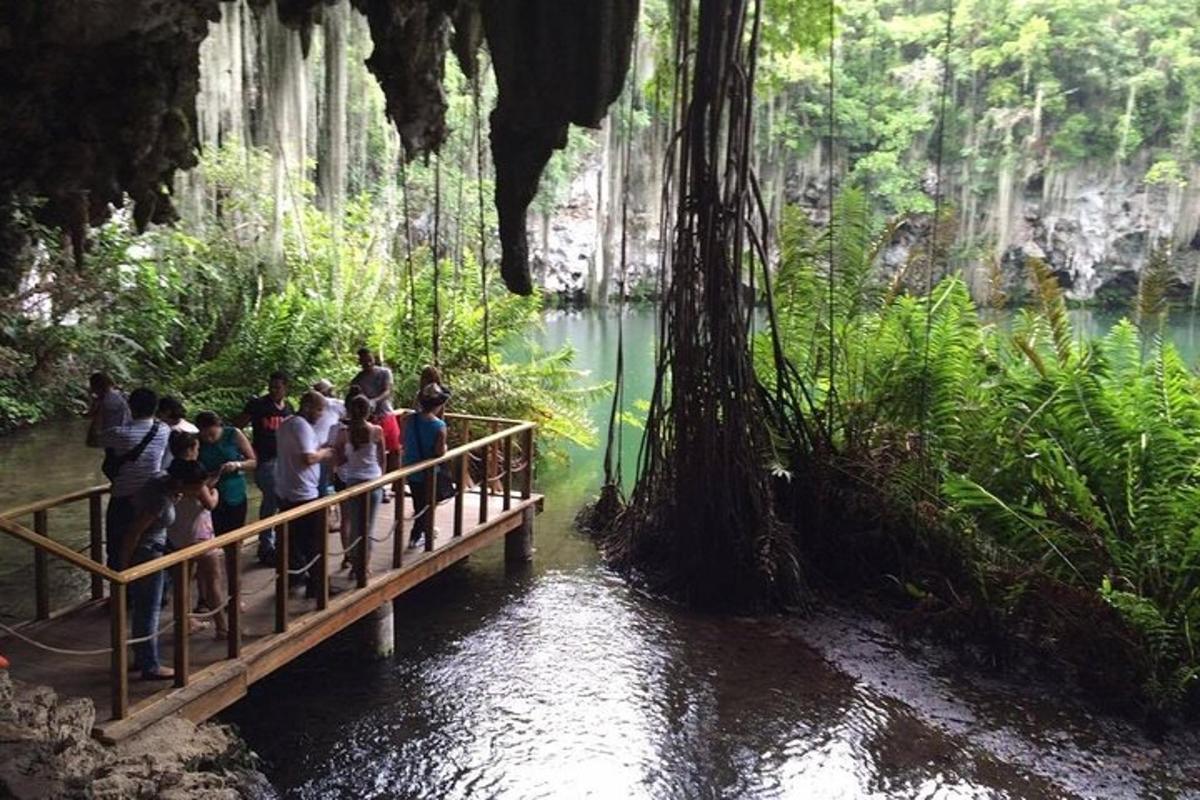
[576,482,626,534]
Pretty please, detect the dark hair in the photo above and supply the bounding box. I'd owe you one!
[269,370,289,385]
[157,396,185,421]
[195,411,221,430]
[89,372,113,393]
[299,390,325,415]
[347,394,371,448]
[419,365,442,390]
[169,429,198,458]
[167,458,209,486]
[356,346,372,358]
[128,388,158,419]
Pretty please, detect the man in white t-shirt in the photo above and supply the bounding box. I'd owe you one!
[311,379,346,497]
[274,391,335,599]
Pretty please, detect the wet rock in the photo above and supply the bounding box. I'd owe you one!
[0,670,270,800]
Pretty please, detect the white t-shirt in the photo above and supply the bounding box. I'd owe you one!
[312,397,345,447]
[274,415,321,502]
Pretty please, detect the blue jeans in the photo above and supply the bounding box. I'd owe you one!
[344,483,382,568]
[255,459,278,555]
[318,463,336,497]
[130,546,166,674]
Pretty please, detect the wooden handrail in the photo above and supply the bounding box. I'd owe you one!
[0,516,122,582]
[0,416,535,588]
[116,421,536,582]
[1,483,110,518]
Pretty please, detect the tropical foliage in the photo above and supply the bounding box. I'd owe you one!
[0,141,596,453]
[764,192,1200,717]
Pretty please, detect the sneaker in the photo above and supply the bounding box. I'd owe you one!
[407,534,424,550]
[142,667,175,681]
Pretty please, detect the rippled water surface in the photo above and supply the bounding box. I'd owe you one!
[3,308,1199,798]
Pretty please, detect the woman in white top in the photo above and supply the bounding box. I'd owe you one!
[334,395,385,583]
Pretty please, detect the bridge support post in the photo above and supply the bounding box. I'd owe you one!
[504,508,534,565]
[360,603,394,659]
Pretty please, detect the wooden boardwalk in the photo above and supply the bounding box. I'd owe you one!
[0,415,540,742]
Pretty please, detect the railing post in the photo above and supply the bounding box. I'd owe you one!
[392,476,406,569]
[453,453,466,538]
[319,506,331,608]
[225,543,241,659]
[355,497,368,589]
[478,445,489,525]
[425,466,436,552]
[172,562,189,688]
[503,433,513,511]
[275,521,290,633]
[110,581,128,720]
[89,494,104,600]
[33,510,49,620]
[522,426,534,499]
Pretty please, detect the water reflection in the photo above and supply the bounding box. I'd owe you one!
[2,309,1198,797]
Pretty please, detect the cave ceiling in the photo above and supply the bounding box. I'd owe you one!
[0,0,638,295]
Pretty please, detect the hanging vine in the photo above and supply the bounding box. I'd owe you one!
[597,0,803,611]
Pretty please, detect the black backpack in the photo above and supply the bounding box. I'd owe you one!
[101,422,161,482]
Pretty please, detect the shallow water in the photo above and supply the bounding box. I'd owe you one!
[2,308,1199,798]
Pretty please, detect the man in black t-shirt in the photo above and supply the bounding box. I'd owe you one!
[234,370,294,565]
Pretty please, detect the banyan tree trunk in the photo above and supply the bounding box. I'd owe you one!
[605,0,801,610]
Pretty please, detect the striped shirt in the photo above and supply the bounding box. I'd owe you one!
[101,419,171,498]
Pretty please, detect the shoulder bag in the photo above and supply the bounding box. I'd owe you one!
[101,422,161,482]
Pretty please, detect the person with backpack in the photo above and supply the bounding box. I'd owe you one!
[101,388,170,572]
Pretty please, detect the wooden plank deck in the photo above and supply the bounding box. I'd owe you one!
[0,489,542,742]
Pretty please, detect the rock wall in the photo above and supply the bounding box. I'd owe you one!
[786,147,1200,305]
[0,669,271,799]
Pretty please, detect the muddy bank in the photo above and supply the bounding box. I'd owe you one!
[0,669,271,799]
[795,606,1200,799]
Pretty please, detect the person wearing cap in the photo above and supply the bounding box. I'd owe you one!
[166,432,228,639]
[274,391,337,599]
[402,383,451,549]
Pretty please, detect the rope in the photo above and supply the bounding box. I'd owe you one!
[474,67,492,368]
[432,154,443,366]
[286,552,323,576]
[916,0,956,463]
[400,158,419,349]
[826,0,837,443]
[1,615,176,657]
[602,26,638,493]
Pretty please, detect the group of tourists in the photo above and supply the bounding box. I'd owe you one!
[85,351,453,681]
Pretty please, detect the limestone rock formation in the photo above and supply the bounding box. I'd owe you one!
[0,0,641,298]
[0,0,222,273]
[483,0,639,295]
[0,670,269,800]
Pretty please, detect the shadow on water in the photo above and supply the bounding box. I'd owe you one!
[2,308,1199,797]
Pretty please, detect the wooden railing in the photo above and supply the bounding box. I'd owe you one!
[0,413,535,721]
